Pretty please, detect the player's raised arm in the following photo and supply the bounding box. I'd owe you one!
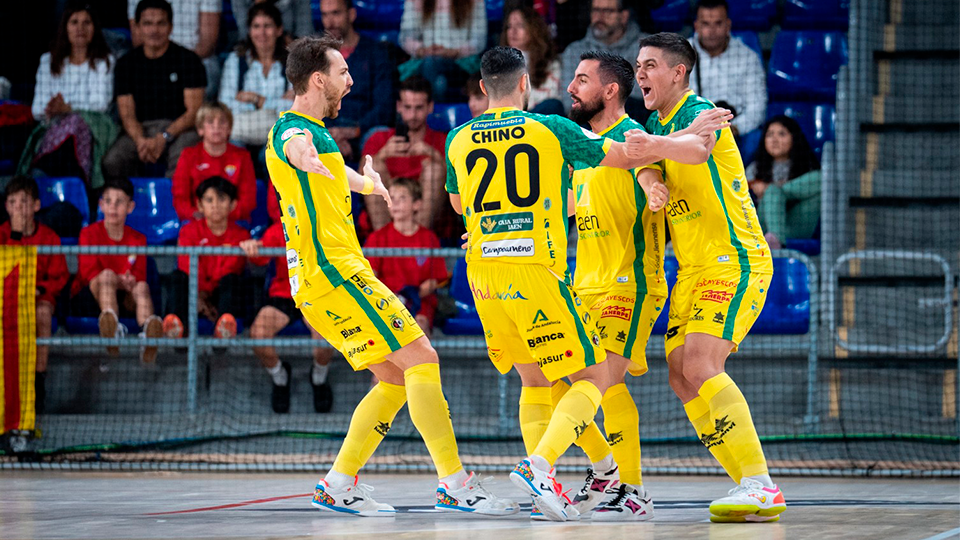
[345,155,392,208]
[283,130,335,179]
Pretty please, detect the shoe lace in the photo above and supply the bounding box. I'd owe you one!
[727,478,764,496]
[575,468,595,498]
[355,483,376,498]
[602,485,629,509]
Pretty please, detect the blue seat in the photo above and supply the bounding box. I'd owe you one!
[737,128,763,165]
[353,0,404,30]
[783,0,849,30]
[732,31,762,60]
[784,239,821,256]
[767,101,836,155]
[441,258,484,335]
[727,0,778,31]
[244,179,271,239]
[651,0,690,31]
[128,178,180,245]
[38,176,90,226]
[278,319,311,336]
[487,0,505,23]
[768,31,848,100]
[427,103,472,132]
[357,29,400,47]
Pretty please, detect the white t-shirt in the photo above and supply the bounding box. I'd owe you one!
[31,53,114,121]
[129,0,221,51]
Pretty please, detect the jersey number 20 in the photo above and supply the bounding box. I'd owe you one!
[467,144,541,215]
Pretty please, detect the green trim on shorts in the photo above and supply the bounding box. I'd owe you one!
[622,292,646,359]
[724,269,751,340]
[342,279,402,351]
[557,281,597,367]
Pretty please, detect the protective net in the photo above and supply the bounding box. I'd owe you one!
[0,0,956,477]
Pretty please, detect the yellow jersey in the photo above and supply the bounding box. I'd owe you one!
[445,107,612,277]
[572,114,669,297]
[645,91,773,274]
[266,110,369,306]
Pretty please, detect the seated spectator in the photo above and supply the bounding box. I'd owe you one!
[747,115,821,249]
[129,0,221,99]
[24,2,118,191]
[560,0,648,119]
[104,0,206,179]
[0,176,68,413]
[163,177,251,339]
[464,72,488,118]
[501,7,564,115]
[399,0,486,102]
[240,223,334,414]
[219,3,294,147]
[321,0,398,163]
[172,102,256,222]
[72,177,163,363]
[364,178,448,336]
[363,76,445,231]
[688,0,766,136]
[232,0,315,41]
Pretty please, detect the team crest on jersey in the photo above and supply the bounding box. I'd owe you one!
[543,198,552,211]
[287,205,296,218]
[732,179,741,192]
[224,164,237,177]
[465,207,472,217]
[390,314,404,331]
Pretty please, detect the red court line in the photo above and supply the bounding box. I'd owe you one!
[144,493,312,516]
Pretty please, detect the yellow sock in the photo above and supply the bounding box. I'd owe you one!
[519,387,553,455]
[331,381,407,476]
[404,363,463,478]
[534,380,603,465]
[698,373,768,479]
[684,395,741,482]
[552,380,611,463]
[601,383,642,486]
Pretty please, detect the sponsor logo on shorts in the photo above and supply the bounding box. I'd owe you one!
[326,310,342,321]
[350,273,374,295]
[532,310,551,325]
[717,255,730,263]
[340,326,361,339]
[590,332,601,346]
[348,339,376,358]
[666,326,680,339]
[488,347,504,361]
[480,238,535,258]
[616,330,627,343]
[390,314,405,331]
[582,312,591,325]
[286,249,299,269]
[602,294,635,305]
[472,284,528,301]
[696,278,737,289]
[527,332,565,348]
[602,305,632,321]
[537,351,571,367]
[690,305,704,322]
[375,296,395,311]
[713,312,725,324]
[699,289,735,303]
[617,276,629,283]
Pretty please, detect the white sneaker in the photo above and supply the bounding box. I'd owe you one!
[571,465,620,513]
[592,485,654,521]
[531,496,580,522]
[709,478,786,519]
[312,477,396,517]
[509,458,573,522]
[435,472,520,515]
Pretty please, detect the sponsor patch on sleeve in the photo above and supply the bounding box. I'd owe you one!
[281,127,304,141]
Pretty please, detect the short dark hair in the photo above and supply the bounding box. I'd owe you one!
[101,177,134,200]
[5,175,40,201]
[480,46,526,100]
[390,177,423,201]
[134,0,173,24]
[464,72,483,98]
[696,0,729,15]
[638,32,698,84]
[285,34,344,95]
[580,50,635,105]
[196,177,238,202]
[399,75,434,102]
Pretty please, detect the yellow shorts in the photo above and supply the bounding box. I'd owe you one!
[579,289,666,376]
[301,267,424,371]
[469,262,606,382]
[664,265,771,359]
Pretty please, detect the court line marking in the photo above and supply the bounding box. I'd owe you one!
[143,493,312,515]
[920,528,960,540]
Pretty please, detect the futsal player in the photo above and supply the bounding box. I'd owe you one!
[445,46,725,522]
[266,35,518,518]
[636,32,787,522]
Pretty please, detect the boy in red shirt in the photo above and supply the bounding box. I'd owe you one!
[163,177,251,339]
[364,178,449,335]
[73,177,163,363]
[0,176,68,413]
[172,102,257,222]
[241,223,334,414]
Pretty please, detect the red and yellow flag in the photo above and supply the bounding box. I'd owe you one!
[0,245,37,434]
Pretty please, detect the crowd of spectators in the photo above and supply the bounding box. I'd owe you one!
[0,0,828,413]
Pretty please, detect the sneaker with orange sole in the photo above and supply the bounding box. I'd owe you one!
[162,314,184,338]
[214,313,237,339]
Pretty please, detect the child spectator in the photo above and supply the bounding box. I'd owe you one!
[74,177,164,363]
[172,102,257,222]
[240,222,334,414]
[364,178,448,335]
[0,176,69,413]
[164,177,251,339]
[464,72,488,118]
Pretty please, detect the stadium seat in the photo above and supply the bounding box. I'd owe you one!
[727,0,778,31]
[766,101,837,155]
[732,31,763,60]
[737,128,763,165]
[768,31,849,100]
[128,178,181,245]
[441,257,484,335]
[243,180,271,239]
[353,0,404,30]
[38,176,90,244]
[357,29,400,47]
[427,103,472,132]
[782,0,849,30]
[487,0,505,23]
[651,0,690,31]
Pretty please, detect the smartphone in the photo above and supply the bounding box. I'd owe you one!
[395,113,410,141]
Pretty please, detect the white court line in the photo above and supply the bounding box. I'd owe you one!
[921,528,960,540]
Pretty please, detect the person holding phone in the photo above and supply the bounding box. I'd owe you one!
[361,76,446,233]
